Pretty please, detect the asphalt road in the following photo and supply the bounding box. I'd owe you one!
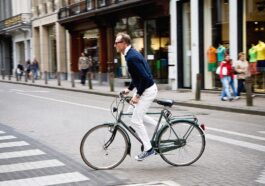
[0,82,265,186]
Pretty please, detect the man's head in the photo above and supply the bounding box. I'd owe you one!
[114,33,131,54]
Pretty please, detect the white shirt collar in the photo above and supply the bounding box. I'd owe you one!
[124,45,131,56]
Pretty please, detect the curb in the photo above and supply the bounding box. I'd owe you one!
[1,80,265,116]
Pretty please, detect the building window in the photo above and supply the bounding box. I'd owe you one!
[83,29,99,75]
[114,16,144,78]
[246,0,265,93]
[146,18,169,83]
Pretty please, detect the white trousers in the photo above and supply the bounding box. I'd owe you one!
[128,84,158,151]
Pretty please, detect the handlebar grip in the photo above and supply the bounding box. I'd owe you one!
[125,97,131,103]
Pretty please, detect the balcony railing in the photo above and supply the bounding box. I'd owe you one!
[58,0,126,19]
[0,13,31,31]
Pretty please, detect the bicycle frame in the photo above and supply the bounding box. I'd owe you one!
[110,95,201,154]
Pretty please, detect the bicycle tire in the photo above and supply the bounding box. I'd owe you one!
[157,120,205,166]
[80,123,129,170]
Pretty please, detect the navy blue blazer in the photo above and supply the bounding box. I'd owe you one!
[125,47,154,96]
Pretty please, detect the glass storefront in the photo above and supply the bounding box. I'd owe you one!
[211,0,229,88]
[146,17,169,83]
[48,25,57,78]
[83,29,99,76]
[245,0,265,93]
[182,2,191,88]
[114,16,144,78]
[114,16,169,83]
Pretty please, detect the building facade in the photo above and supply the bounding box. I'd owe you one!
[0,0,12,76]
[0,0,32,76]
[11,0,32,72]
[57,0,170,83]
[2,0,264,93]
[170,0,265,93]
[31,0,69,79]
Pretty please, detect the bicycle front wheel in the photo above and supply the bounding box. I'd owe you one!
[80,124,129,170]
[158,120,205,166]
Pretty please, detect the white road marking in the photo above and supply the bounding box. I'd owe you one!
[207,127,265,141]
[206,134,265,152]
[0,131,5,134]
[16,92,109,111]
[0,172,89,186]
[0,159,64,173]
[0,149,45,159]
[0,141,29,148]
[0,135,16,140]
[259,131,265,134]
[10,89,49,93]
[122,181,181,186]
[256,168,265,184]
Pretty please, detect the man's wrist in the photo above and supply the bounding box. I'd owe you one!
[135,94,141,98]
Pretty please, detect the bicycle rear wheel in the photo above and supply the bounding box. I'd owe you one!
[158,120,205,166]
[80,123,129,170]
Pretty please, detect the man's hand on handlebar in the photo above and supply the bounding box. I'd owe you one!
[130,95,140,104]
[120,88,130,96]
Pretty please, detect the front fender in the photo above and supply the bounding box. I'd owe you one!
[102,123,131,156]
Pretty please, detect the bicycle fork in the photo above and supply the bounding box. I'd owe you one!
[104,125,133,155]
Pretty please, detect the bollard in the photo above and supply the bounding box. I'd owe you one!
[109,71,114,92]
[1,70,5,80]
[71,72,75,88]
[195,73,202,101]
[8,74,11,80]
[32,75,35,83]
[16,73,19,81]
[87,72,92,89]
[245,77,253,106]
[57,72,61,86]
[25,73,28,82]
[44,71,48,84]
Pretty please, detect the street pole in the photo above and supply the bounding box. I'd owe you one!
[108,63,114,92]
[1,70,5,80]
[57,71,61,86]
[245,77,253,106]
[87,71,92,89]
[44,71,48,84]
[71,72,75,88]
[195,73,201,101]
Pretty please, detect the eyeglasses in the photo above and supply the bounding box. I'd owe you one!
[115,41,123,45]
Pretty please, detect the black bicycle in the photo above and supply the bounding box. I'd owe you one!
[80,94,206,170]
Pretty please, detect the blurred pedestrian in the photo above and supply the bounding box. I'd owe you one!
[219,54,236,101]
[234,52,250,98]
[78,52,89,85]
[32,58,39,80]
[16,63,24,81]
[25,60,31,80]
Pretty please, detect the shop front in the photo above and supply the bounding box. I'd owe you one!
[114,16,170,84]
[245,0,265,93]
[58,0,169,84]
[171,0,265,93]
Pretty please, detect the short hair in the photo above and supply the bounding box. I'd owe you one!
[116,32,131,45]
[238,52,245,59]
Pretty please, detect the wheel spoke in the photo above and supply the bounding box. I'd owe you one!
[158,121,205,166]
[80,124,128,170]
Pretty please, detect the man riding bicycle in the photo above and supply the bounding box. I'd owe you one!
[114,32,158,161]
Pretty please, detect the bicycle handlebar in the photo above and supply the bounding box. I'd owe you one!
[119,92,132,104]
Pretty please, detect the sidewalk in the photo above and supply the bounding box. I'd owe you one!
[1,77,265,116]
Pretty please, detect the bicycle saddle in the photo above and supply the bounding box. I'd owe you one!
[156,99,174,107]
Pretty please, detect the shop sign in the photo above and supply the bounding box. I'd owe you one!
[4,15,22,28]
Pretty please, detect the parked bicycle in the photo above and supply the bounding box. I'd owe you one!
[80,93,206,170]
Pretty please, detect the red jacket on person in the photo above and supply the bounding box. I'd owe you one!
[219,59,234,79]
